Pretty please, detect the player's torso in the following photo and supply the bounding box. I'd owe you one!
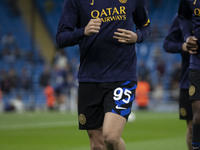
[76,0,138,82]
[187,0,200,70]
[188,0,200,39]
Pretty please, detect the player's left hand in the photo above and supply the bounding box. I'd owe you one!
[113,28,138,44]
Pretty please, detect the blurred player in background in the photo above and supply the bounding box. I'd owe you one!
[163,14,193,150]
[178,0,200,149]
[56,0,151,149]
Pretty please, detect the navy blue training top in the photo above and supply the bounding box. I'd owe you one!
[56,0,151,82]
[163,14,190,89]
[178,0,200,71]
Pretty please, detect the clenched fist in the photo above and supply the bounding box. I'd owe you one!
[84,19,102,36]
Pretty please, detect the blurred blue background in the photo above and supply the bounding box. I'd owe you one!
[0,0,182,113]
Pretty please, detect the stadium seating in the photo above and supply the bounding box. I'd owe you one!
[0,0,46,109]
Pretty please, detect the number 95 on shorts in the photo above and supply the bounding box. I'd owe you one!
[110,81,137,118]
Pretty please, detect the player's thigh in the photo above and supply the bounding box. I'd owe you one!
[103,112,126,139]
[192,101,200,116]
[192,101,200,124]
[87,127,103,141]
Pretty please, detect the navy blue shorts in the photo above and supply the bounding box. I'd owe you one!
[179,89,193,120]
[189,69,200,101]
[78,81,137,130]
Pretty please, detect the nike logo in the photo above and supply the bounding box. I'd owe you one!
[116,105,126,110]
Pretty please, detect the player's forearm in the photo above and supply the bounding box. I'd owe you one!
[179,18,193,41]
[163,39,183,53]
[56,28,85,48]
[178,0,193,41]
[136,24,151,43]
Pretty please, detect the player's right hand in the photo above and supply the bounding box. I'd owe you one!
[186,36,198,55]
[84,19,102,36]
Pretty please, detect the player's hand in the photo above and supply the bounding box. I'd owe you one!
[113,28,138,44]
[84,19,102,36]
[182,43,188,52]
[186,36,198,55]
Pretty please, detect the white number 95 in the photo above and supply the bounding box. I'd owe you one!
[113,87,132,104]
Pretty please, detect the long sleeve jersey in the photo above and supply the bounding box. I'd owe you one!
[56,0,151,82]
[178,0,200,71]
[163,14,190,89]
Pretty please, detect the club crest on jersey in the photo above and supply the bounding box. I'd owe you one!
[119,0,127,4]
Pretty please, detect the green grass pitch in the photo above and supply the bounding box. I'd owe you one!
[0,111,187,150]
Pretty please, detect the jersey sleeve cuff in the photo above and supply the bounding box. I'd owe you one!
[136,31,143,43]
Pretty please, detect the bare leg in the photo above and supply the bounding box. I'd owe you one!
[186,120,193,150]
[103,112,126,150]
[87,128,106,150]
[192,101,200,150]
[192,101,200,125]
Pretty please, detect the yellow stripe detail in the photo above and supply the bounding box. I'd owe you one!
[143,19,150,26]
